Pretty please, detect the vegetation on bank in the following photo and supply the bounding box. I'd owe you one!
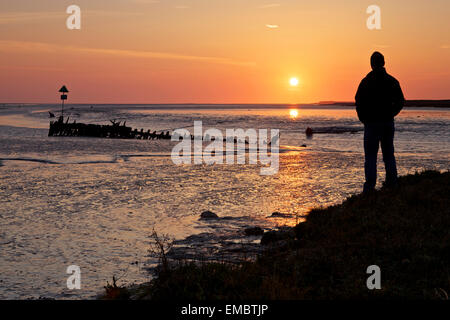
[103,170,450,300]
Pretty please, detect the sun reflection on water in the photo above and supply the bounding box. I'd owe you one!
[289,109,299,119]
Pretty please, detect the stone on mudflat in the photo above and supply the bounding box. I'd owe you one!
[260,228,295,245]
[200,211,219,219]
[244,227,264,236]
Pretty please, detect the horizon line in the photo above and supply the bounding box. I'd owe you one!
[1,99,449,106]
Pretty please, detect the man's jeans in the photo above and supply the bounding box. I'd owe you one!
[363,121,398,192]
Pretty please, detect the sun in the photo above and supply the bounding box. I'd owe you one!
[289,77,299,86]
[289,109,299,119]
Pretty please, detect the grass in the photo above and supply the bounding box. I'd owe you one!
[102,170,450,300]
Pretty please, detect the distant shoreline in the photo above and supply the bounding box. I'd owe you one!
[0,100,450,108]
[316,100,450,108]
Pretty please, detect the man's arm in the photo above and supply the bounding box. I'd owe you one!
[391,80,405,118]
[355,79,367,123]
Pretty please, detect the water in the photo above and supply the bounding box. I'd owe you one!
[0,104,449,299]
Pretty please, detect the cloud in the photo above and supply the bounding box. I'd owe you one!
[0,12,62,24]
[132,0,160,3]
[0,65,64,72]
[440,44,450,49]
[0,11,144,25]
[259,4,281,9]
[265,24,279,29]
[174,5,189,9]
[0,40,256,67]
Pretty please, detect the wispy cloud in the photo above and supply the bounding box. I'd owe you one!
[0,12,62,24]
[259,4,281,9]
[265,24,279,29]
[440,44,450,49]
[132,0,160,3]
[0,65,64,72]
[0,40,256,67]
[174,5,189,9]
[0,11,144,25]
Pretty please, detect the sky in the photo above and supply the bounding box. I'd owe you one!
[0,0,449,103]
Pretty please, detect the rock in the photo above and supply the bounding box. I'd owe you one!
[293,222,308,239]
[244,227,264,236]
[301,144,307,147]
[200,211,219,219]
[260,228,295,245]
[260,231,282,245]
[269,211,292,218]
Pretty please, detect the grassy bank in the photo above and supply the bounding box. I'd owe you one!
[104,170,450,300]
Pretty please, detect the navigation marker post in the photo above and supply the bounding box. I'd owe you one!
[59,85,69,118]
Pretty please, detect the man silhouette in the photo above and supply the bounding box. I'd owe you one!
[355,52,405,192]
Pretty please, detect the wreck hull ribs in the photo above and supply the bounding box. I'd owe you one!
[48,117,172,140]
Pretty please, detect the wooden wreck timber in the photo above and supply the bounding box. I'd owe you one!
[48,117,268,144]
[48,116,171,140]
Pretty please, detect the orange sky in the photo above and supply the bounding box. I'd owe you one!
[0,0,449,103]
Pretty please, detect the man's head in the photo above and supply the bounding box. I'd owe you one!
[370,51,385,70]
